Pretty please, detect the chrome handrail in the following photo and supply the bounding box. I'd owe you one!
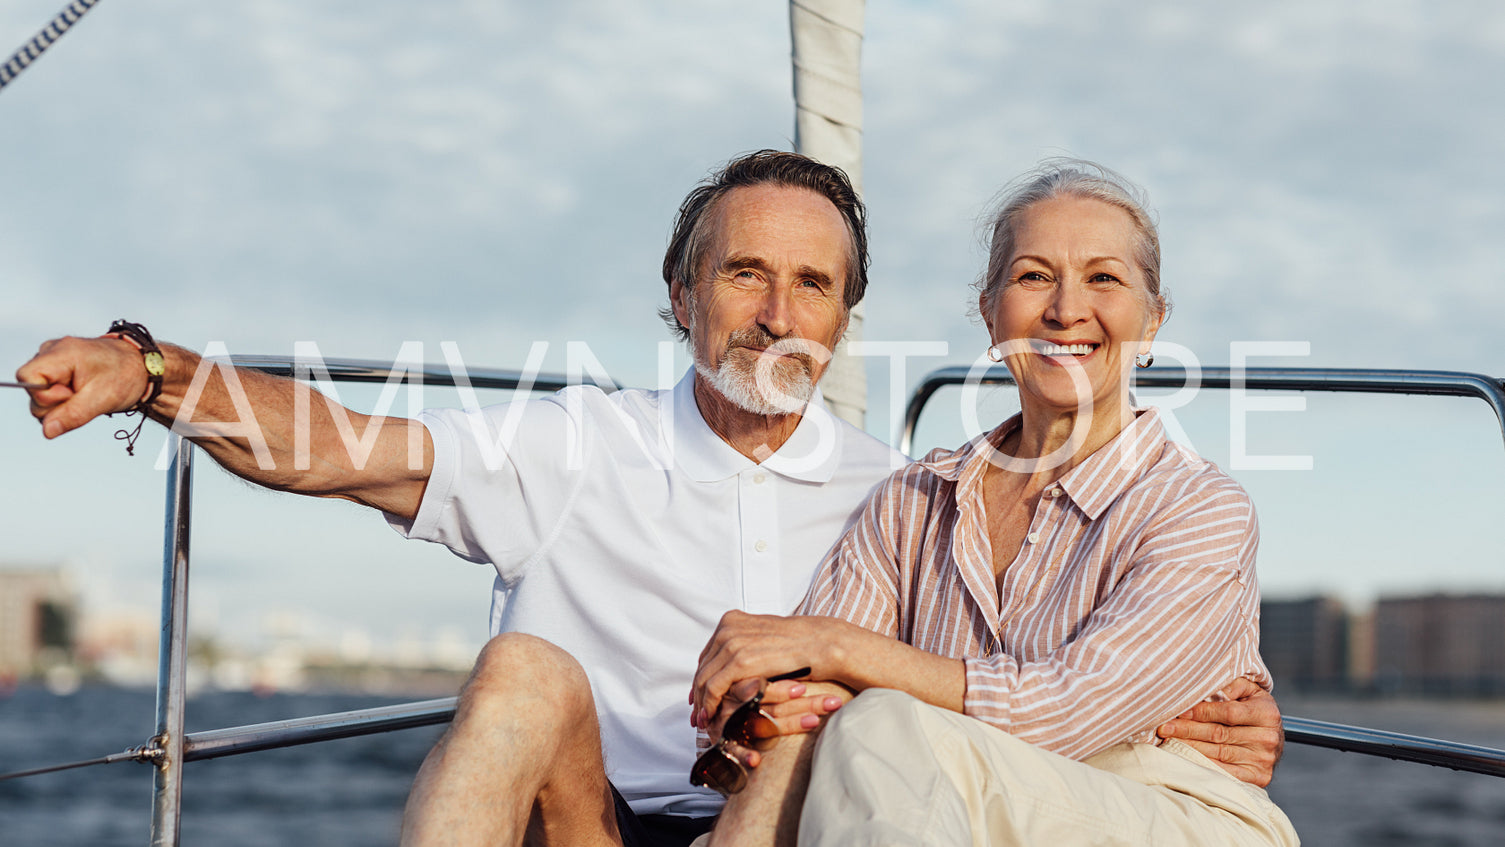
[147,358,611,846]
[150,435,193,846]
[899,366,1505,455]
[138,361,1505,845]
[1283,716,1505,778]
[145,699,1505,781]
[225,355,618,392]
[183,698,459,762]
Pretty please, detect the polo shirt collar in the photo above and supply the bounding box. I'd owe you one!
[671,368,845,484]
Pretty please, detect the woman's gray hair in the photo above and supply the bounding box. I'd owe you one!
[975,158,1170,321]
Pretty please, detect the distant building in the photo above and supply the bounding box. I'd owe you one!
[0,567,77,678]
[1373,594,1505,696]
[1260,596,1349,691]
[1346,610,1375,688]
[77,608,161,687]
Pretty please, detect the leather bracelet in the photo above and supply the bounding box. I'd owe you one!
[106,319,166,412]
[104,319,166,456]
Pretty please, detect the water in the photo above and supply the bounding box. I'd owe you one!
[0,687,446,846]
[2,688,1504,845]
[1267,695,1505,846]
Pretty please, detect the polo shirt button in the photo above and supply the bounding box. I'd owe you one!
[1026,532,1041,544]
[753,472,768,484]
[755,540,768,552]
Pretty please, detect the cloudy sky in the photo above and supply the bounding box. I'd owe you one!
[2,0,1502,657]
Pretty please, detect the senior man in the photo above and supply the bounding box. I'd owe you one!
[18,151,1280,847]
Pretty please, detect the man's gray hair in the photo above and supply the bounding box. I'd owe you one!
[659,150,870,342]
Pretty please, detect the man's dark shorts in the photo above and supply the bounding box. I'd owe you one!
[611,784,717,847]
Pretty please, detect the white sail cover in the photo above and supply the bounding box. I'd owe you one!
[790,0,867,428]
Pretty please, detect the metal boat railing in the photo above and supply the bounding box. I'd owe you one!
[18,360,1502,844]
[142,358,614,845]
[899,365,1505,455]
[898,365,1505,781]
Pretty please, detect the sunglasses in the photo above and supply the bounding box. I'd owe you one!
[689,667,810,796]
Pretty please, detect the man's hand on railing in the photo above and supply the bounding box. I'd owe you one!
[1156,677,1282,788]
[19,331,434,518]
[20,335,160,440]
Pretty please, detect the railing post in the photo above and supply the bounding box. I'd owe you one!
[149,435,195,846]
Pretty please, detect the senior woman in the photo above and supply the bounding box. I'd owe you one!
[690,160,1299,846]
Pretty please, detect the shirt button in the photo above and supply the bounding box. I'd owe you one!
[755,540,768,552]
[1026,532,1041,544]
[753,473,768,484]
[1046,487,1060,498]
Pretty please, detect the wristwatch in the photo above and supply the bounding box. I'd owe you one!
[106,319,165,411]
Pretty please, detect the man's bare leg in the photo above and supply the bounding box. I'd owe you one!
[704,732,819,847]
[401,633,622,847]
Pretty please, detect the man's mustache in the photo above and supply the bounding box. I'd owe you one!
[725,329,820,371]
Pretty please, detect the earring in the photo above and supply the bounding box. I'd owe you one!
[987,345,1005,363]
[1135,352,1154,369]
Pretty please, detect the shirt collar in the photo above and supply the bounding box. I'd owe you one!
[671,368,845,484]
[942,407,1169,521]
[1056,408,1168,520]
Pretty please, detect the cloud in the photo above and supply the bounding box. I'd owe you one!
[858,0,1505,375]
[2,0,1502,648]
[1,0,794,372]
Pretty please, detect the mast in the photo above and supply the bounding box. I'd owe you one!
[790,0,867,428]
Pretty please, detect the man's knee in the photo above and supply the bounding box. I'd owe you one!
[460,633,595,723]
[802,691,974,847]
[821,688,926,756]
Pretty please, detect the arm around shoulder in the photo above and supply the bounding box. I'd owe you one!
[1156,678,1283,787]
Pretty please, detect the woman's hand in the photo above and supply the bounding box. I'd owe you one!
[703,677,854,769]
[692,610,861,733]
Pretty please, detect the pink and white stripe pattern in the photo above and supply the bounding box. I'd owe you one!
[799,408,1270,761]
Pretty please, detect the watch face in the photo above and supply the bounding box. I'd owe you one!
[144,351,167,377]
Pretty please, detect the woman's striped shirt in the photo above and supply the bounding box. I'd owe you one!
[798,408,1270,761]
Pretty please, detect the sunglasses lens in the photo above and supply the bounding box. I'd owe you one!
[723,700,780,750]
[740,712,780,750]
[690,675,806,795]
[690,748,747,796]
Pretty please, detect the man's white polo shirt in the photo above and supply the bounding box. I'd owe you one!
[387,369,903,816]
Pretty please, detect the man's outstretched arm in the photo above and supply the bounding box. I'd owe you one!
[18,332,432,520]
[1156,677,1283,787]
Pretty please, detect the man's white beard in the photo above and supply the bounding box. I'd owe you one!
[694,335,817,416]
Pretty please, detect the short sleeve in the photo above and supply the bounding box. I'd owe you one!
[384,390,594,587]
